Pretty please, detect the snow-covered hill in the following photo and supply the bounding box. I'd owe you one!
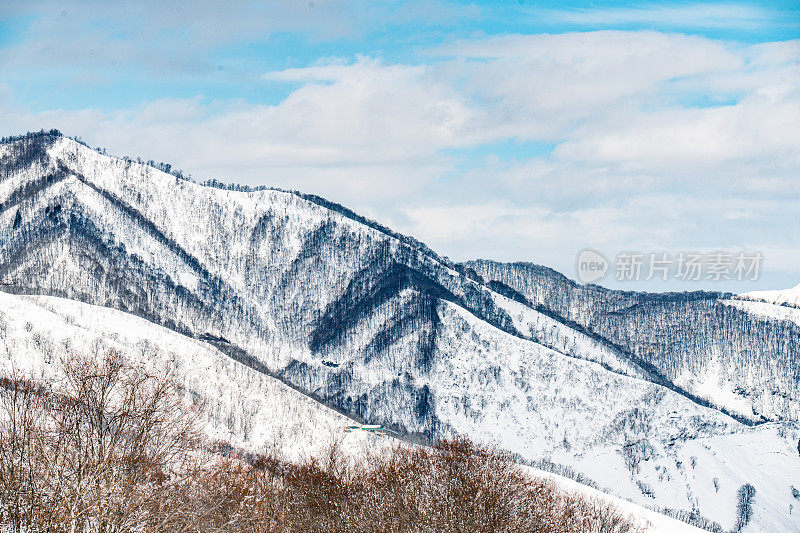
[0,291,383,461]
[723,298,800,327]
[1,131,799,531]
[4,272,795,532]
[0,131,657,436]
[525,466,703,533]
[740,283,800,308]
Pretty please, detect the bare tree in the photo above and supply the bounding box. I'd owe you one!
[0,351,205,533]
[0,371,47,532]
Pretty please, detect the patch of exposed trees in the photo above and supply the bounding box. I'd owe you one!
[734,483,756,532]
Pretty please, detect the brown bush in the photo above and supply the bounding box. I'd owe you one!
[0,352,640,533]
[188,438,640,533]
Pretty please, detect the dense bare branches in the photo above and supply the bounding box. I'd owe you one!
[196,438,639,533]
[0,373,47,533]
[0,352,204,532]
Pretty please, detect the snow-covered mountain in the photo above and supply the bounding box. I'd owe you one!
[740,283,800,308]
[1,130,799,531]
[0,291,700,533]
[463,260,800,425]
[0,291,383,461]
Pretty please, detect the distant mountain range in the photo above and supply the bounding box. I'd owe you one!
[1,130,799,531]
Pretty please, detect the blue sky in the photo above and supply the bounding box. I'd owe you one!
[1,1,798,291]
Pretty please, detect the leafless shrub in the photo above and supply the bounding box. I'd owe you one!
[194,438,641,533]
[0,372,48,533]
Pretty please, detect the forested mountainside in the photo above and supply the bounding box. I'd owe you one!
[463,260,800,424]
[1,130,799,531]
[0,130,653,438]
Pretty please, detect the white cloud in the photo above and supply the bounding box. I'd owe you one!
[259,58,483,158]
[554,90,800,170]
[542,3,784,30]
[433,31,744,140]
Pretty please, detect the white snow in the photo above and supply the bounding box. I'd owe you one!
[522,466,703,533]
[673,358,759,422]
[740,283,800,308]
[0,289,704,531]
[673,425,800,532]
[723,298,800,327]
[428,300,800,532]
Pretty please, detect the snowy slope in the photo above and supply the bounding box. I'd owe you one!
[671,425,800,533]
[740,283,800,308]
[431,301,800,532]
[524,466,703,533]
[723,298,800,327]
[0,132,661,435]
[0,291,383,461]
[3,290,795,531]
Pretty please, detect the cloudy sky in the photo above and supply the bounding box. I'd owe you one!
[1,0,798,291]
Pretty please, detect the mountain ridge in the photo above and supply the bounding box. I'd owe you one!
[463,258,800,425]
[1,131,793,426]
[4,130,799,427]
